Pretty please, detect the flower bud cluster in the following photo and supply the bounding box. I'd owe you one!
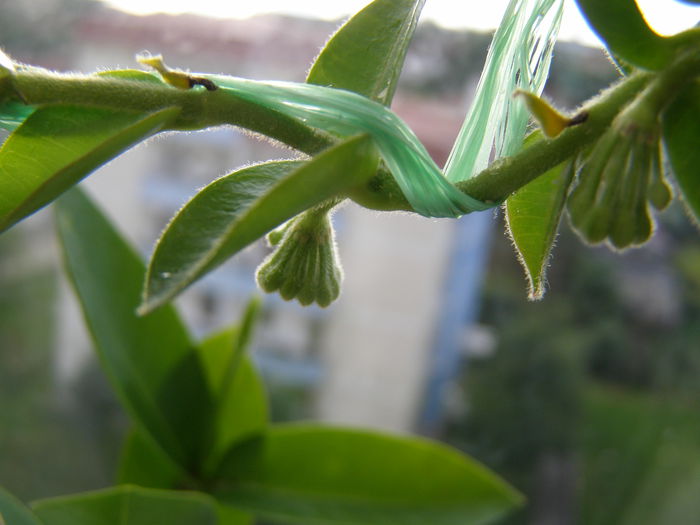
[567,97,673,250]
[256,210,342,307]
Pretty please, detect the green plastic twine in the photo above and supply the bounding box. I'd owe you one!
[207,0,563,218]
[444,0,564,181]
[0,101,34,131]
[0,0,563,216]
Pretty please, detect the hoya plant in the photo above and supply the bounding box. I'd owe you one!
[2,0,700,523]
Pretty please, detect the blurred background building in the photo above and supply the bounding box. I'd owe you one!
[2,1,700,524]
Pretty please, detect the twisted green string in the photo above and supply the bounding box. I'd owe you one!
[0,0,563,218]
[0,101,33,131]
[445,0,564,180]
[205,0,563,217]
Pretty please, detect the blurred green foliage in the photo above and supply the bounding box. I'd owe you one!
[447,201,700,524]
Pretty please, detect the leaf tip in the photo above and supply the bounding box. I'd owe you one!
[527,281,546,301]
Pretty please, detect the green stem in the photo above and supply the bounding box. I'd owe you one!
[9,49,700,213]
[461,46,700,204]
[457,72,652,203]
[13,69,335,154]
[347,71,653,211]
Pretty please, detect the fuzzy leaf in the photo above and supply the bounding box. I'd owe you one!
[663,82,700,225]
[216,424,522,525]
[506,134,573,299]
[0,105,178,233]
[574,0,674,70]
[142,134,377,312]
[307,0,425,105]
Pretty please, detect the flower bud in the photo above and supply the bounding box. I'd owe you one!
[647,142,673,210]
[265,221,291,247]
[567,93,673,250]
[256,210,342,307]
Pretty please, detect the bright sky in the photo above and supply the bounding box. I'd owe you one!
[102,0,700,48]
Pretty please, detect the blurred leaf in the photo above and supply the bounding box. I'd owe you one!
[307,0,425,105]
[198,299,268,474]
[32,486,217,525]
[0,487,43,525]
[0,105,178,233]
[56,188,213,471]
[574,0,674,70]
[118,429,185,489]
[506,134,573,299]
[216,424,522,525]
[618,411,700,525]
[663,82,700,225]
[118,299,266,486]
[580,387,671,525]
[142,134,378,312]
[217,504,253,525]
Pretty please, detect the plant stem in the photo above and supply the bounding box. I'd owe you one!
[9,50,700,214]
[13,69,335,154]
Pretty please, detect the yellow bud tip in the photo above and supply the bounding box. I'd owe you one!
[136,53,167,73]
[136,53,193,90]
[514,89,572,138]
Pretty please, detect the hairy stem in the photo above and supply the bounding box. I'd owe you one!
[9,49,700,214]
[13,69,335,154]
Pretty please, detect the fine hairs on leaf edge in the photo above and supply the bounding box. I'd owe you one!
[504,205,555,302]
[137,158,309,316]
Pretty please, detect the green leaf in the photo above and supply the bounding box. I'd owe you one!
[142,134,378,312]
[198,301,268,474]
[0,487,43,525]
[55,187,213,471]
[118,300,268,485]
[118,297,265,487]
[118,429,185,488]
[574,0,674,70]
[32,486,217,525]
[0,104,179,233]
[307,0,425,105]
[506,133,574,299]
[216,424,522,525]
[217,504,253,525]
[663,82,700,225]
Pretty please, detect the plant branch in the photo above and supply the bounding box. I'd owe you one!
[12,68,335,155]
[9,49,700,216]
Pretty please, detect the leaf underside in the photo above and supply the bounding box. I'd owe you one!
[142,135,377,312]
[0,104,178,232]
